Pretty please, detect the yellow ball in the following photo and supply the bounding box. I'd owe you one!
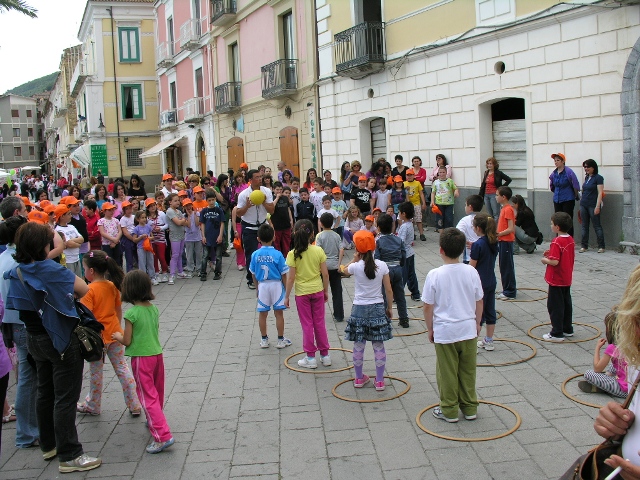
[249,189,266,206]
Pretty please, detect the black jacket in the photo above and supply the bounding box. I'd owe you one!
[515,206,540,238]
[479,169,512,197]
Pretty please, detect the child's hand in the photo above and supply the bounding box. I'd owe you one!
[543,249,550,257]
[597,338,607,350]
[111,332,123,343]
[284,296,290,308]
[216,235,223,244]
[323,290,329,303]
[202,238,207,245]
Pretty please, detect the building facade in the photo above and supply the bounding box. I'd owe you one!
[315,0,640,245]
[0,94,44,171]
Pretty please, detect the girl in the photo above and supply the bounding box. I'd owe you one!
[182,199,203,276]
[164,193,190,284]
[284,219,330,369]
[132,210,157,285]
[282,169,293,187]
[77,251,142,416]
[112,270,174,454]
[385,205,397,234]
[511,195,541,254]
[470,213,499,351]
[342,206,364,249]
[429,153,452,183]
[340,161,354,202]
[366,177,378,211]
[69,185,84,209]
[146,198,169,283]
[375,178,390,213]
[391,175,407,214]
[579,310,628,398]
[341,230,394,391]
[231,206,246,271]
[430,166,459,231]
[98,203,123,266]
[262,175,274,198]
[119,201,137,272]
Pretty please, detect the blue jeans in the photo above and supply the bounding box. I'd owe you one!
[498,241,516,298]
[402,255,420,298]
[242,227,259,284]
[202,243,222,275]
[484,194,500,221]
[435,204,454,229]
[580,205,605,249]
[383,265,408,319]
[11,324,39,447]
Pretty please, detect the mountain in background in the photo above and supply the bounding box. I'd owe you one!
[4,72,58,97]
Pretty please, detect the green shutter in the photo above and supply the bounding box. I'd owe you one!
[118,27,140,62]
[121,84,143,119]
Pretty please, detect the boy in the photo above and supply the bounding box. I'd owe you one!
[295,187,315,223]
[541,212,575,341]
[315,212,344,322]
[323,183,333,197]
[404,169,427,241]
[397,202,421,301]
[309,179,326,224]
[271,183,294,254]
[198,190,225,281]
[422,228,484,423]
[192,186,208,212]
[331,187,348,238]
[289,177,301,214]
[455,195,483,263]
[317,195,340,233]
[249,223,292,348]
[495,186,516,300]
[54,204,85,275]
[351,176,373,216]
[375,213,409,327]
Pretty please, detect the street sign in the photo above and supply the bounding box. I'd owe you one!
[91,145,108,176]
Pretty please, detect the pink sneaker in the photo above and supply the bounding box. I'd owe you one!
[374,380,385,391]
[354,375,370,388]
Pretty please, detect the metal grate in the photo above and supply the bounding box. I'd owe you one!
[126,148,144,168]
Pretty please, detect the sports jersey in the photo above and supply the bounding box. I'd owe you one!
[249,245,289,282]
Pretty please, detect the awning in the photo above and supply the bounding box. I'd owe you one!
[69,144,91,168]
[139,136,185,158]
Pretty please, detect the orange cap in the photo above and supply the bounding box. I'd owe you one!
[162,173,173,181]
[372,208,382,213]
[406,169,415,175]
[551,153,566,162]
[182,198,193,206]
[43,204,56,214]
[358,176,367,182]
[101,202,116,211]
[28,210,49,225]
[353,230,376,254]
[53,204,70,221]
[331,187,341,194]
[365,215,375,222]
[193,186,205,193]
[61,196,80,205]
[178,190,188,197]
[39,200,52,208]
[393,175,403,182]
[21,196,32,207]
[121,200,133,209]
[239,163,249,169]
[144,198,156,207]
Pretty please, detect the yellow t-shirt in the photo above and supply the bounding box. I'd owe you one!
[286,245,326,296]
[404,180,422,206]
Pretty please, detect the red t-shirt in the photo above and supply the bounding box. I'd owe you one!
[485,173,497,194]
[497,204,515,242]
[545,235,575,286]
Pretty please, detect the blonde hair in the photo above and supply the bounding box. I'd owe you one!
[615,264,640,366]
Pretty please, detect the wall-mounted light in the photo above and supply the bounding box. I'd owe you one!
[98,113,105,136]
[284,106,292,118]
[124,137,129,143]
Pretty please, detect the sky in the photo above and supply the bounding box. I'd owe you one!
[0,0,89,93]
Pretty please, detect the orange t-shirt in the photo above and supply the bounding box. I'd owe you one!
[81,280,122,344]
[497,204,516,242]
[192,200,208,213]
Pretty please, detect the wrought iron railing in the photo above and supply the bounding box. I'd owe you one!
[180,19,201,50]
[211,0,236,25]
[334,22,386,74]
[160,109,178,129]
[261,59,298,99]
[184,98,205,122]
[214,82,241,113]
[156,42,175,67]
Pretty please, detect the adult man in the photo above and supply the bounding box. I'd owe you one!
[96,170,104,185]
[236,169,274,289]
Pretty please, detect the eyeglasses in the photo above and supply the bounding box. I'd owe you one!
[189,180,198,183]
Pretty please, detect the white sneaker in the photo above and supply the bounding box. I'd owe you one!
[168,275,175,285]
[297,357,317,369]
[177,272,191,279]
[543,333,564,342]
[477,338,494,351]
[238,265,244,271]
[159,274,168,283]
[276,337,292,349]
[260,337,269,348]
[152,277,159,286]
[321,355,332,367]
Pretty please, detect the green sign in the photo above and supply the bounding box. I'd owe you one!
[91,145,108,176]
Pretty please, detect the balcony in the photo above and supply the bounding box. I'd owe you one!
[183,98,205,123]
[211,0,236,27]
[70,59,95,97]
[215,82,241,114]
[157,42,175,68]
[180,19,201,51]
[160,109,178,129]
[334,22,386,78]
[261,59,298,99]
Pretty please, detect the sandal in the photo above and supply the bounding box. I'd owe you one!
[76,403,100,416]
[130,409,142,417]
[2,404,16,423]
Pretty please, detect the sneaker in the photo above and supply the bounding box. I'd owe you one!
[238,265,245,271]
[177,272,191,279]
[598,248,605,253]
[43,448,57,461]
[321,355,332,366]
[579,247,588,253]
[213,272,222,280]
[168,275,175,285]
[221,251,230,257]
[200,274,207,281]
[477,338,494,351]
[496,293,515,301]
[399,318,410,328]
[464,413,477,421]
[374,380,385,391]
[145,437,175,454]
[578,380,604,393]
[260,337,269,348]
[411,296,421,302]
[58,453,102,473]
[543,333,564,342]
[563,332,574,337]
[432,406,458,423]
[420,234,426,241]
[354,375,370,388]
[159,274,168,283]
[334,316,344,322]
[297,356,317,369]
[247,282,256,290]
[276,337,292,349]
[152,277,159,286]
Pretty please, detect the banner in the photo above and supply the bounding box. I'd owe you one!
[91,145,108,176]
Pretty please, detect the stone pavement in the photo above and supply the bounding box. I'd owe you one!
[1,230,638,479]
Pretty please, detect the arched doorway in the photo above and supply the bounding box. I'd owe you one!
[196,133,206,174]
[357,114,388,169]
[227,136,244,173]
[279,126,300,178]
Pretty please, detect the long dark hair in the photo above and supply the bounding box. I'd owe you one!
[340,161,350,182]
[13,223,54,264]
[216,174,229,189]
[511,194,527,212]
[582,158,599,175]
[473,213,497,244]
[130,174,145,188]
[305,168,317,186]
[84,250,125,291]
[361,250,377,280]
[0,215,27,245]
[292,219,314,261]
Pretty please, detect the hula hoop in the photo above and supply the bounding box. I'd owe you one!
[284,348,354,374]
[477,338,537,367]
[416,401,522,442]
[561,373,623,409]
[506,287,547,303]
[527,322,601,344]
[332,376,411,403]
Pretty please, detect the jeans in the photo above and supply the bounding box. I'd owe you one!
[0,372,8,456]
[498,241,516,298]
[383,265,408,319]
[580,205,605,249]
[101,243,123,268]
[514,226,536,254]
[402,255,420,298]
[296,291,330,357]
[554,200,576,237]
[27,332,84,462]
[242,227,259,284]
[121,237,137,272]
[435,203,454,229]
[327,269,344,320]
[548,285,573,337]
[202,243,222,275]
[138,249,156,279]
[185,241,203,272]
[484,194,500,221]
[11,324,38,447]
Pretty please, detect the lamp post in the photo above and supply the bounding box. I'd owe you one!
[98,113,106,137]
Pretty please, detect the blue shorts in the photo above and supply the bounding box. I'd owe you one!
[257,280,286,312]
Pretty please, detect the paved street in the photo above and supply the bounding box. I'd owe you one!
[1,231,638,479]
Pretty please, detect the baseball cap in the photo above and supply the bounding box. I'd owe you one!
[406,169,415,175]
[144,198,156,207]
[193,185,205,193]
[365,215,375,222]
[358,176,367,182]
[60,196,80,205]
[28,210,49,225]
[43,204,56,214]
[353,230,375,254]
[178,190,188,197]
[182,198,193,206]
[331,187,341,194]
[101,202,116,211]
[21,196,32,207]
[53,204,70,221]
[240,163,249,169]
[121,200,133,209]
[162,173,173,181]
[393,175,403,182]
[39,200,52,209]
[372,208,382,213]
[551,153,566,162]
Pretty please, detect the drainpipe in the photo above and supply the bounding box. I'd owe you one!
[312,1,323,173]
[107,7,124,177]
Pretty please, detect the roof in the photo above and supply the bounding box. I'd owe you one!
[78,0,155,41]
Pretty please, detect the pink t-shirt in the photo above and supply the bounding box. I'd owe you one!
[606,344,628,393]
[98,217,120,245]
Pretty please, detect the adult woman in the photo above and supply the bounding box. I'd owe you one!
[579,159,605,253]
[94,184,109,210]
[127,174,146,203]
[549,153,580,237]
[366,162,385,184]
[391,154,408,181]
[68,185,84,209]
[110,181,130,217]
[230,171,248,208]
[339,161,354,201]
[5,222,101,472]
[511,195,541,254]
[323,170,338,189]
[303,168,318,190]
[349,161,363,189]
[479,157,512,221]
[412,156,428,186]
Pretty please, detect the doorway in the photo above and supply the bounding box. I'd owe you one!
[227,136,244,173]
[279,126,300,178]
[491,98,526,198]
[370,117,386,165]
[197,135,206,174]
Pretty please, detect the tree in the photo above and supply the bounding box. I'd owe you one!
[0,0,37,18]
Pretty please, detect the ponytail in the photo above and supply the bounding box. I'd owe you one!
[362,250,377,280]
[292,219,314,261]
[473,213,497,245]
[84,250,125,290]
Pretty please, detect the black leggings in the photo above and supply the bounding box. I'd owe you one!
[553,200,575,237]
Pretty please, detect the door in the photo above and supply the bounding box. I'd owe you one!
[198,137,206,174]
[492,119,526,199]
[370,117,386,164]
[279,126,300,178]
[195,67,204,114]
[227,136,244,173]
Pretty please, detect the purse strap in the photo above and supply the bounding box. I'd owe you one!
[16,267,42,318]
[622,371,640,410]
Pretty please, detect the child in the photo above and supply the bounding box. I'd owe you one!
[397,202,421,301]
[77,251,142,416]
[284,219,331,369]
[98,202,123,266]
[541,212,575,341]
[375,213,408,327]
[495,186,516,301]
[317,195,340,233]
[119,201,137,272]
[309,179,325,229]
[579,310,628,398]
[430,166,459,233]
[385,205,397,234]
[341,230,394,391]
[455,195,482,264]
[422,228,484,422]
[249,224,292,349]
[146,198,169,282]
[470,214,499,351]
[405,169,428,241]
[391,175,407,215]
[375,178,390,213]
[331,187,348,238]
[295,188,315,223]
[83,199,102,251]
[271,184,294,254]
[289,178,301,214]
[199,190,225,280]
[363,215,377,234]
[316,212,344,322]
[132,210,158,285]
[192,186,208,212]
[112,270,174,454]
[230,206,246,271]
[183,199,203,276]
[343,205,364,249]
[165,193,190,284]
[54,204,84,276]
[351,176,373,217]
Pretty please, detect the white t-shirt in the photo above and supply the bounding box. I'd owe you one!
[347,259,389,305]
[236,186,274,229]
[375,190,390,212]
[309,190,325,215]
[317,207,339,227]
[161,186,178,198]
[55,224,82,263]
[290,190,301,212]
[456,213,478,262]
[421,263,483,344]
[622,369,640,466]
[119,214,135,235]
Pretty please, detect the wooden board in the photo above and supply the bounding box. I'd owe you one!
[279,126,300,178]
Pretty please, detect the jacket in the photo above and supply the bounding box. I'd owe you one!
[374,234,406,267]
[479,169,512,197]
[515,206,540,238]
[84,211,101,250]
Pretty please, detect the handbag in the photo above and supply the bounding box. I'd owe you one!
[560,374,640,480]
[16,268,105,362]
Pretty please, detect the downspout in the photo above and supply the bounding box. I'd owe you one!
[312,0,323,172]
[107,6,124,177]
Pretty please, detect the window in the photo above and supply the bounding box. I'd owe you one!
[29,146,35,156]
[38,129,42,140]
[26,109,32,118]
[118,27,140,62]
[11,109,18,118]
[169,81,177,109]
[126,148,144,167]
[28,128,34,137]
[230,42,240,82]
[13,128,20,137]
[283,12,294,60]
[14,147,22,157]
[121,84,143,119]
[167,17,175,55]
